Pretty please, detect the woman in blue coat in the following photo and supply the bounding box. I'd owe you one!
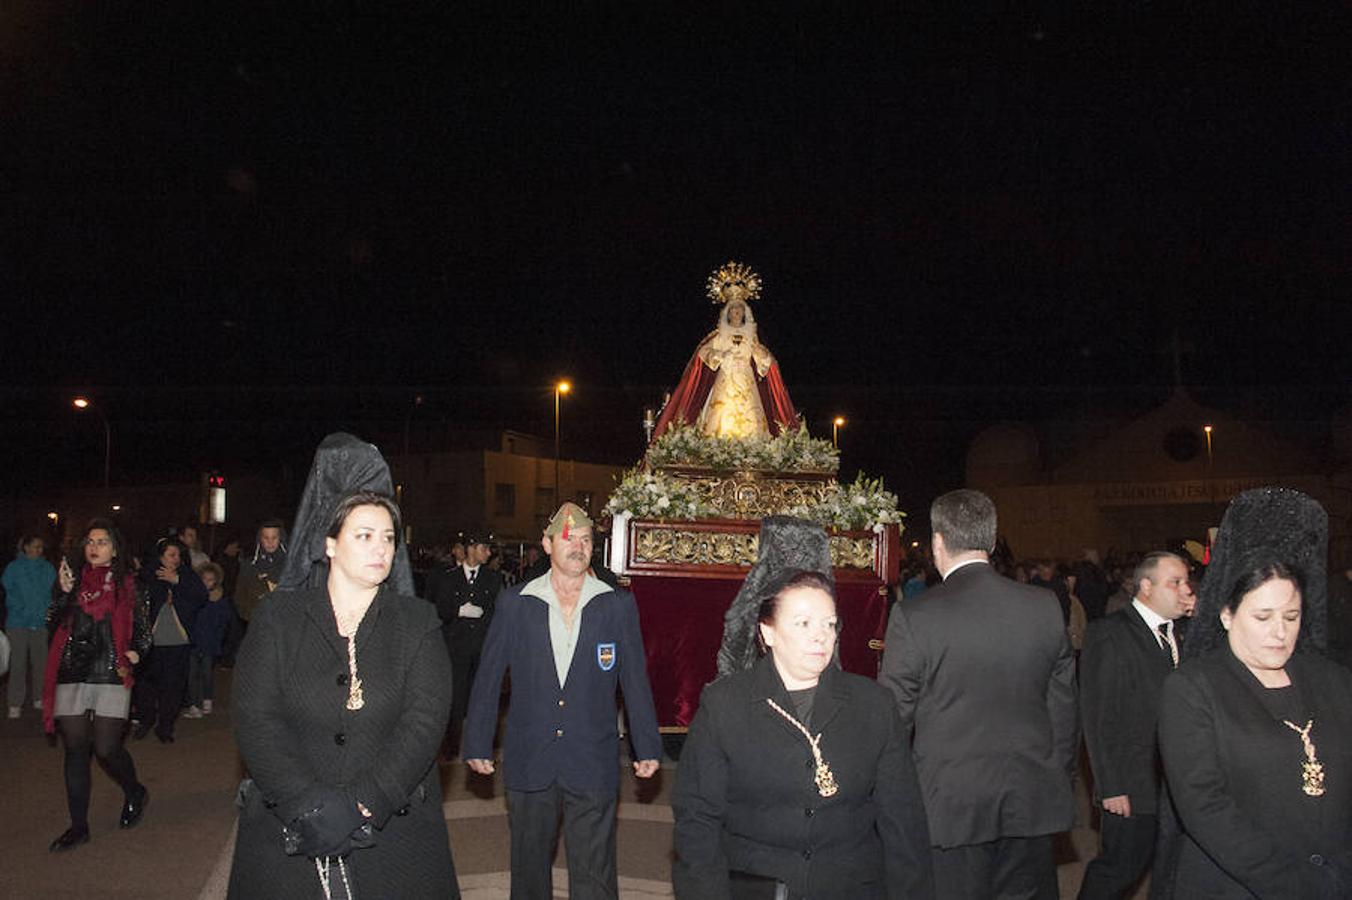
[3,533,56,717]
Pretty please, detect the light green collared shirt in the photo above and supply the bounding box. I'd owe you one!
[520,571,612,688]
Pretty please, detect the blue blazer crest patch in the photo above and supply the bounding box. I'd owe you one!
[596,642,616,671]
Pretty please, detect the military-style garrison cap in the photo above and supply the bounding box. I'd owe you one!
[544,502,594,539]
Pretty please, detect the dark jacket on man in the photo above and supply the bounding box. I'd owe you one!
[462,576,661,793]
[879,561,1078,848]
[426,562,504,656]
[1081,604,1176,814]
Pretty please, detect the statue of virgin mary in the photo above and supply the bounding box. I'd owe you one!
[651,262,798,441]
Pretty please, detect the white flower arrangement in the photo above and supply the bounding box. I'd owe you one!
[786,474,906,533]
[645,423,839,474]
[606,468,904,534]
[604,468,715,521]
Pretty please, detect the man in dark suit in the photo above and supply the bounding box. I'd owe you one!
[426,528,503,757]
[463,502,661,900]
[1078,551,1193,899]
[880,489,1077,899]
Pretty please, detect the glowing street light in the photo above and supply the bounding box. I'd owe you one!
[832,416,846,449]
[1203,424,1214,467]
[554,380,572,509]
[72,396,111,489]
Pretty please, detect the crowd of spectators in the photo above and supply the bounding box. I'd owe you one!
[899,548,1226,652]
[0,520,286,728]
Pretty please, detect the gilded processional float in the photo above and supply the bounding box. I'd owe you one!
[605,262,905,733]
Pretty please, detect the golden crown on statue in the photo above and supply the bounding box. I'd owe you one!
[706,261,763,305]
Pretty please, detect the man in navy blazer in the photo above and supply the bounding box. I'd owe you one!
[464,502,660,900]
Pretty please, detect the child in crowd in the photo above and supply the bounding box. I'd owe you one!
[185,563,233,717]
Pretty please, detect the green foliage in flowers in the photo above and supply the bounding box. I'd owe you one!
[645,423,839,474]
[603,469,715,521]
[605,468,904,534]
[786,473,906,533]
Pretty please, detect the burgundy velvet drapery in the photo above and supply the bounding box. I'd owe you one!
[755,362,799,434]
[651,350,717,442]
[650,343,800,442]
[632,574,890,728]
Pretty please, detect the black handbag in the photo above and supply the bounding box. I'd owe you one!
[65,607,100,670]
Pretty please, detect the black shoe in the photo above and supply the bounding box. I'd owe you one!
[132,722,152,740]
[49,827,90,852]
[120,785,148,829]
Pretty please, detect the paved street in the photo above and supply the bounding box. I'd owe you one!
[4,669,1141,899]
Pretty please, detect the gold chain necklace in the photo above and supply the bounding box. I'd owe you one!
[334,604,369,712]
[344,634,365,711]
[1281,718,1325,797]
[765,698,838,798]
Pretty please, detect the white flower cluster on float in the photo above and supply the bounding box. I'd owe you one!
[605,468,904,534]
[786,474,906,533]
[645,423,839,473]
[603,469,714,521]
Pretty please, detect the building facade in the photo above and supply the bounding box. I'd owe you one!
[391,431,624,547]
[968,390,1350,563]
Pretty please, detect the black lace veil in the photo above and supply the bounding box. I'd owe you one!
[277,432,415,596]
[1183,486,1328,658]
[717,515,834,676]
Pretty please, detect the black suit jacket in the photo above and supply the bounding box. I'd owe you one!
[1158,648,1352,899]
[1081,604,1175,814]
[427,564,503,653]
[674,656,934,899]
[879,561,1078,848]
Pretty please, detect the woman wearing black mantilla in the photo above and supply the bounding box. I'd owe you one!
[228,433,458,899]
[674,517,934,899]
[1155,488,1352,899]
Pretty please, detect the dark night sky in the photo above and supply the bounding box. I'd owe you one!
[3,6,1349,511]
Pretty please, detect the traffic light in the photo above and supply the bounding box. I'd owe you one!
[206,472,227,524]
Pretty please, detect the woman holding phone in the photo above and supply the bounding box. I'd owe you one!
[43,518,151,851]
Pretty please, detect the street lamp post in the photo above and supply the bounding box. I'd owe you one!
[1203,424,1214,467]
[554,380,571,510]
[73,396,111,489]
[397,395,426,509]
[832,416,846,449]
[403,394,425,458]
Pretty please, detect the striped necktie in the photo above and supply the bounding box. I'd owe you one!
[1157,621,1178,667]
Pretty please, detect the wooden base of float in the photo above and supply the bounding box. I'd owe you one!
[609,512,900,730]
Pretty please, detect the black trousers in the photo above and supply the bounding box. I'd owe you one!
[1078,812,1157,900]
[506,782,617,900]
[931,834,1058,900]
[446,638,483,753]
[137,644,190,738]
